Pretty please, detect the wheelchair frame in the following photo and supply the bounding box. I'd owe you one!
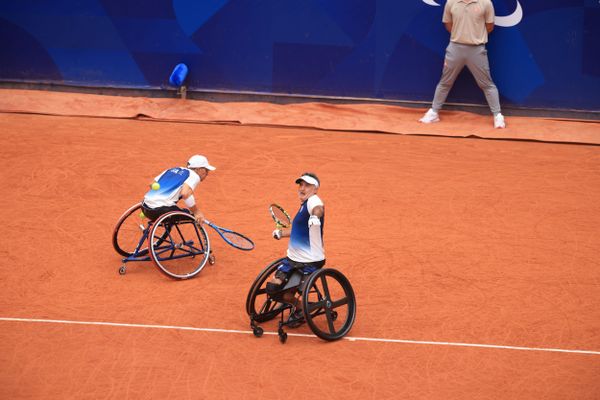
[112,202,213,279]
[246,258,357,343]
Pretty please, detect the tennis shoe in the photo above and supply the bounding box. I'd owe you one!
[494,113,506,129]
[419,108,440,124]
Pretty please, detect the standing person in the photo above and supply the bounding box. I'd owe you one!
[141,154,216,223]
[267,172,325,322]
[419,0,506,129]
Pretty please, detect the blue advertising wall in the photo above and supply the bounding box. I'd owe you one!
[1,1,599,111]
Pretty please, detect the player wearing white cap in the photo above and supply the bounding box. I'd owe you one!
[142,154,216,224]
[267,172,325,323]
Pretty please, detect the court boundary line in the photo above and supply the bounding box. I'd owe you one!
[2,316,599,356]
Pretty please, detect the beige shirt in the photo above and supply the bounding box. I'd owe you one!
[443,0,495,45]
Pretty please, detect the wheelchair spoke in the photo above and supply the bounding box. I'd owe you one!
[306,300,326,313]
[319,274,332,300]
[325,308,336,334]
[331,296,349,308]
[173,224,186,243]
[259,299,276,314]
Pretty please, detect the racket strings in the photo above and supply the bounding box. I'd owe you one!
[222,231,254,250]
[270,205,291,228]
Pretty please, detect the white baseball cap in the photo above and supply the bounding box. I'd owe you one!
[187,155,216,170]
[295,173,319,188]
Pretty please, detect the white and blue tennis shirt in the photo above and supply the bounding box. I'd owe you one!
[143,167,200,209]
[287,195,325,263]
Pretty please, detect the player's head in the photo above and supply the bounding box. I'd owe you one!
[188,155,216,179]
[295,172,320,201]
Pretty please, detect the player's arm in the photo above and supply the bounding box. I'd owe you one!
[274,227,291,239]
[308,205,324,228]
[486,23,494,33]
[180,183,204,223]
[444,22,453,33]
[311,205,324,218]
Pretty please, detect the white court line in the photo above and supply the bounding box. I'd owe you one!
[2,316,599,356]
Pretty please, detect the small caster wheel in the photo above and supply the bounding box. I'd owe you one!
[253,326,264,337]
[279,331,288,344]
[208,254,216,265]
[119,265,126,275]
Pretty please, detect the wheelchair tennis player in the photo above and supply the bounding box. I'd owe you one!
[141,154,215,223]
[269,172,325,325]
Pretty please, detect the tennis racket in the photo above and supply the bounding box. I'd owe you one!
[203,219,255,251]
[269,203,291,228]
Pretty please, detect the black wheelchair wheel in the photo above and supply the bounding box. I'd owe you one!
[149,211,211,279]
[246,257,287,322]
[302,268,356,341]
[112,202,148,257]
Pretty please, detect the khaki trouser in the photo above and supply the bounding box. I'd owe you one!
[432,41,501,114]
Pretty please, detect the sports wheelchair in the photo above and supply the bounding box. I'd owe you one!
[246,258,357,343]
[112,202,213,279]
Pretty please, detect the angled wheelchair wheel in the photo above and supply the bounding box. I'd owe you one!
[148,211,211,279]
[302,268,356,341]
[246,257,287,322]
[113,202,148,257]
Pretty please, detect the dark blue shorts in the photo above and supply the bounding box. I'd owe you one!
[276,257,325,276]
[142,203,186,221]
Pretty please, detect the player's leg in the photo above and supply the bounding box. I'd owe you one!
[291,262,326,316]
[266,268,293,300]
[267,259,324,297]
[265,260,305,325]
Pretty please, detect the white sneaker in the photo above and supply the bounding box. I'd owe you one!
[494,113,506,129]
[419,108,440,124]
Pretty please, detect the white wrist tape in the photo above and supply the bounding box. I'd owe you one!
[183,194,196,208]
[308,215,321,227]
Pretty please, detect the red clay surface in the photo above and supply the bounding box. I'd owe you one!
[1,90,600,399]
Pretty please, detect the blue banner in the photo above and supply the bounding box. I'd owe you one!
[1,1,598,111]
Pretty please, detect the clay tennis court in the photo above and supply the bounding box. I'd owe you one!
[1,90,600,399]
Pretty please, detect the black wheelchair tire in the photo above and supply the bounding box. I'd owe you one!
[112,202,145,257]
[302,268,356,341]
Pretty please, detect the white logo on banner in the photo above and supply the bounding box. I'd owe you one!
[422,0,523,27]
